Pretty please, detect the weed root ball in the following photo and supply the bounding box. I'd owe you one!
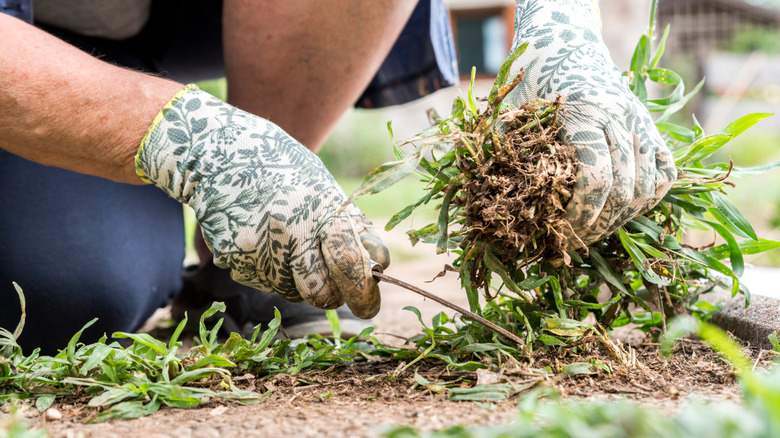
[454,99,578,287]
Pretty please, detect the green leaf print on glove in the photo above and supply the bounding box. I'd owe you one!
[136,85,389,319]
[507,0,677,246]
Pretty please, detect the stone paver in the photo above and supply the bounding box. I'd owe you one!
[710,267,780,349]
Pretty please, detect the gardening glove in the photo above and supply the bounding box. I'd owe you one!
[135,85,390,319]
[506,0,677,247]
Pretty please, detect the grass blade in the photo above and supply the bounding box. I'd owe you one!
[703,190,758,241]
[618,229,668,285]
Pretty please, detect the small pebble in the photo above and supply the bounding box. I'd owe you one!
[44,408,63,421]
[209,406,228,416]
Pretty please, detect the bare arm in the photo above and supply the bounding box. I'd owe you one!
[222,0,417,152]
[0,13,181,184]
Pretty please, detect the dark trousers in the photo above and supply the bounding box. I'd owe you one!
[0,2,223,354]
[0,0,457,354]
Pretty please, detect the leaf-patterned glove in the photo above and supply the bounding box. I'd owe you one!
[136,85,390,319]
[506,0,677,246]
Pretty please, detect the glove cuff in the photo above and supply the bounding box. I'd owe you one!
[135,83,200,183]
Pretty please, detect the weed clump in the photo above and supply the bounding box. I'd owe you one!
[351,22,777,358]
[454,96,577,289]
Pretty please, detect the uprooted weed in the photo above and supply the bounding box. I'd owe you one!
[455,96,577,289]
[349,2,780,363]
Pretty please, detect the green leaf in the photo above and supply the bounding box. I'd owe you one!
[769,332,780,353]
[537,334,567,346]
[674,133,733,165]
[112,332,168,355]
[450,96,467,121]
[633,240,668,260]
[88,387,137,408]
[80,343,114,376]
[403,306,427,330]
[170,368,228,386]
[35,394,56,412]
[564,294,621,310]
[487,42,528,105]
[626,216,664,243]
[467,67,479,115]
[562,362,598,376]
[704,238,780,260]
[406,223,440,246]
[542,318,591,337]
[413,370,432,386]
[629,34,649,102]
[436,188,456,254]
[618,229,668,285]
[461,259,481,314]
[722,112,773,138]
[656,122,695,143]
[681,247,741,296]
[649,24,670,68]
[448,384,513,402]
[387,121,404,160]
[66,318,98,369]
[11,282,25,340]
[656,78,704,123]
[349,153,424,201]
[728,160,780,176]
[588,249,630,295]
[702,219,744,277]
[483,249,537,303]
[195,354,236,369]
[256,308,282,351]
[646,68,684,110]
[385,191,434,231]
[93,397,162,422]
[702,190,758,241]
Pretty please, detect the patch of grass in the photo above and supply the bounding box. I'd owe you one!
[382,320,780,438]
[0,299,377,422]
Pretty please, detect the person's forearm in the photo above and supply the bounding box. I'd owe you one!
[222,0,417,152]
[0,14,181,184]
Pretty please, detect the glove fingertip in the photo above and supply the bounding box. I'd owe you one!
[321,239,380,319]
[360,232,391,269]
[320,216,382,319]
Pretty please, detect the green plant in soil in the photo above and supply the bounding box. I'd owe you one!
[382,320,780,438]
[350,3,779,356]
[0,290,377,423]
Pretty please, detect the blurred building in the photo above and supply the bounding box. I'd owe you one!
[443,0,650,75]
[445,0,515,77]
[655,0,780,132]
[658,0,780,52]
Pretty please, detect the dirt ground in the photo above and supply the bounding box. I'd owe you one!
[10,234,774,437]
